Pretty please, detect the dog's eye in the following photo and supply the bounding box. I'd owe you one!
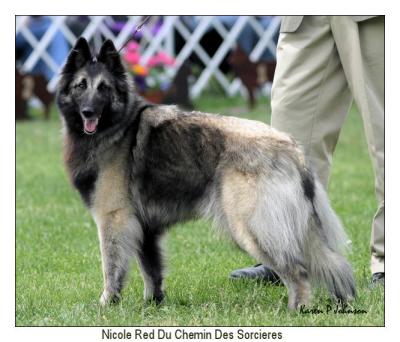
[77,80,87,90]
[97,82,109,92]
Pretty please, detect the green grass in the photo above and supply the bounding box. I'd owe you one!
[16,96,383,326]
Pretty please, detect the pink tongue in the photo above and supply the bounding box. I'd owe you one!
[84,118,98,133]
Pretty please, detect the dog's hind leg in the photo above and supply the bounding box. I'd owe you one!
[95,210,141,306]
[136,229,165,304]
[220,170,312,310]
[226,216,311,310]
[273,264,311,310]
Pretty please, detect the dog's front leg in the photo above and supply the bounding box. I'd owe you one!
[137,230,165,304]
[96,210,141,306]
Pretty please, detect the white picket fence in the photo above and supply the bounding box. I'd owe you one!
[16,16,281,98]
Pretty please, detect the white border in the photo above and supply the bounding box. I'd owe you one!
[4,1,400,341]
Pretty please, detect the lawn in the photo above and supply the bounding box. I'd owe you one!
[16,95,384,326]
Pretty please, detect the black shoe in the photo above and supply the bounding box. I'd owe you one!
[230,264,282,285]
[371,272,384,287]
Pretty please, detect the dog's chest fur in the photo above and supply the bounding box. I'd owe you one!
[64,132,132,220]
[91,143,132,221]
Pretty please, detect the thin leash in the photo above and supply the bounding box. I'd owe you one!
[117,16,151,53]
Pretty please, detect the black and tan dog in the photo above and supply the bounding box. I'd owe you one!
[57,38,356,310]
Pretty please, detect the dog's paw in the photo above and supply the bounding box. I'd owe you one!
[153,293,165,305]
[100,290,121,306]
[144,292,165,306]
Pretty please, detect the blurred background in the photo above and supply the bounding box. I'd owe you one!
[15,15,281,119]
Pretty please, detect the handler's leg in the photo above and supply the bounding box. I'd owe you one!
[331,16,384,279]
[271,16,353,188]
[230,16,353,282]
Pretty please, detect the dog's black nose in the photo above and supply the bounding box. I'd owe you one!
[81,107,94,118]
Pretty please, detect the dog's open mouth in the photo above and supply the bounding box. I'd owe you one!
[83,118,99,134]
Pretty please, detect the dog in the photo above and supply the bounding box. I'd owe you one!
[56,38,356,310]
[228,46,276,109]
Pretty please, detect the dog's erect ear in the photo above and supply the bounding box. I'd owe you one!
[98,40,125,76]
[62,37,92,74]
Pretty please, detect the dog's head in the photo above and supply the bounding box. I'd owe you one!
[57,38,131,136]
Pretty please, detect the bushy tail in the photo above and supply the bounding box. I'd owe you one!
[306,180,356,301]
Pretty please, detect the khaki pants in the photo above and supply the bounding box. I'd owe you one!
[271,16,384,274]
